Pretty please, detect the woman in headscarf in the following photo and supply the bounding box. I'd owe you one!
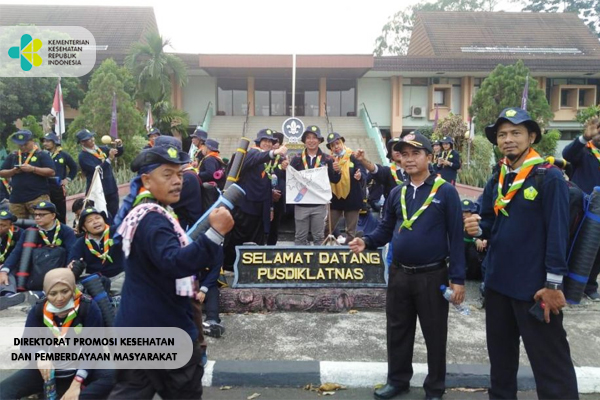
[1,269,115,400]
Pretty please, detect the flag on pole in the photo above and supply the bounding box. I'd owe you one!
[521,75,529,111]
[145,103,153,133]
[433,104,439,130]
[51,78,65,140]
[109,92,118,139]
[84,166,107,216]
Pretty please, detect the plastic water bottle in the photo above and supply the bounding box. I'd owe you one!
[271,173,278,188]
[440,285,470,315]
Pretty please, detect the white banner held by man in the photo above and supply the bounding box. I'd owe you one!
[84,166,108,215]
[286,166,332,205]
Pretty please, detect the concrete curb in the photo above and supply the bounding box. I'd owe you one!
[201,361,600,393]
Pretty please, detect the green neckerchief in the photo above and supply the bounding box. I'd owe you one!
[400,176,446,231]
[133,189,178,220]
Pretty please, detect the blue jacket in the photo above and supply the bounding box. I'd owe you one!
[1,223,77,274]
[364,174,466,284]
[437,149,461,183]
[1,150,55,203]
[562,136,600,195]
[237,148,275,230]
[114,212,224,341]
[198,154,225,185]
[47,149,78,185]
[78,146,123,195]
[479,165,570,301]
[69,226,124,278]
[372,164,407,199]
[0,226,22,264]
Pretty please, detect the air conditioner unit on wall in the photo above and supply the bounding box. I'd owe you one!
[410,106,425,118]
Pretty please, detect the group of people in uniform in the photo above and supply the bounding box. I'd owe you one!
[0,103,598,399]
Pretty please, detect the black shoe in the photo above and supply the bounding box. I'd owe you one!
[0,293,26,310]
[374,384,409,400]
[426,397,442,400]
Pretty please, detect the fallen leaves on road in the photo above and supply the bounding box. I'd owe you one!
[219,386,232,390]
[247,393,261,400]
[452,388,487,393]
[304,383,347,395]
[348,310,358,314]
[374,383,385,389]
[321,392,336,396]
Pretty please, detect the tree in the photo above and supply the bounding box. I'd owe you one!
[151,100,190,139]
[432,113,469,152]
[469,60,553,132]
[68,59,144,167]
[125,32,188,105]
[374,0,499,56]
[0,77,83,145]
[516,0,600,37]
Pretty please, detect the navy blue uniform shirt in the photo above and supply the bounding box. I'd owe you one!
[114,212,224,341]
[373,164,407,198]
[47,149,78,185]
[364,174,466,284]
[562,136,600,195]
[69,226,124,278]
[479,165,570,301]
[1,150,55,203]
[1,223,77,274]
[78,146,123,195]
[330,154,366,211]
[198,155,225,184]
[438,149,461,183]
[0,226,22,263]
[237,148,275,231]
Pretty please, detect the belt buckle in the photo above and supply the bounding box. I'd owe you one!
[401,264,417,275]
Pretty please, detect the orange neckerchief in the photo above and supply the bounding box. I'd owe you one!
[586,141,600,165]
[494,148,544,217]
[42,291,82,338]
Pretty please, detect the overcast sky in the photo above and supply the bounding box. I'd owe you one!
[1,0,519,54]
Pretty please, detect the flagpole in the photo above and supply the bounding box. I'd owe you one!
[292,54,296,118]
[57,78,61,138]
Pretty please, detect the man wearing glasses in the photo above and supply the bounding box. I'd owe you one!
[0,201,76,296]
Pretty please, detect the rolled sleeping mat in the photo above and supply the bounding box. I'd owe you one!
[223,137,250,191]
[187,183,246,241]
[565,187,600,304]
[80,274,115,327]
[14,219,36,229]
[15,228,39,292]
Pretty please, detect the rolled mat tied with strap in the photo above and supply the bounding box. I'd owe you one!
[16,228,39,292]
[565,187,600,304]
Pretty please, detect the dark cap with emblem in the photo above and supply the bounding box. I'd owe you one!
[461,199,478,213]
[255,128,278,144]
[147,128,161,138]
[393,132,433,154]
[440,136,454,145]
[76,129,95,144]
[0,209,17,222]
[485,107,542,145]
[43,132,61,145]
[10,130,33,145]
[131,144,190,172]
[32,201,57,214]
[78,207,108,231]
[192,128,208,142]
[325,132,345,149]
[386,137,401,159]
[301,125,324,143]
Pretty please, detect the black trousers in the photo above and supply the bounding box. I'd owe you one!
[0,368,115,400]
[105,191,119,222]
[223,209,264,270]
[108,340,204,400]
[585,249,600,295]
[386,265,449,398]
[485,288,579,400]
[267,198,284,245]
[49,183,67,224]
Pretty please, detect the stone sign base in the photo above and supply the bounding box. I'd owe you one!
[219,288,387,313]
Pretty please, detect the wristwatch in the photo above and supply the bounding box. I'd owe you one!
[545,282,563,291]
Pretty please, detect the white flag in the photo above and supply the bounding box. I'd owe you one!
[286,166,332,205]
[84,166,107,215]
[51,78,65,139]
